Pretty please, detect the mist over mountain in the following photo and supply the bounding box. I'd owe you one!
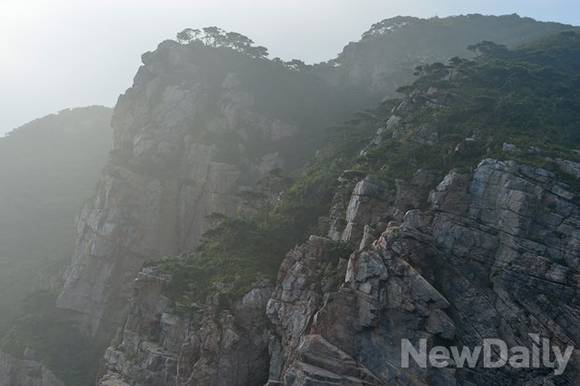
[314,14,577,103]
[0,106,112,330]
[0,13,579,386]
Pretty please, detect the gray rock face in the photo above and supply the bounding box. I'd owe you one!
[340,176,392,245]
[266,158,580,385]
[0,351,64,386]
[56,40,341,340]
[99,267,272,386]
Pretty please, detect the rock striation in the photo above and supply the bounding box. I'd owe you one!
[266,157,580,385]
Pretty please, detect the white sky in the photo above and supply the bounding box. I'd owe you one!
[1,0,579,134]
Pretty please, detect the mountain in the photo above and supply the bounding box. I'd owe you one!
[314,14,578,105]
[0,106,112,331]
[2,14,580,386]
[57,14,578,345]
[98,31,580,386]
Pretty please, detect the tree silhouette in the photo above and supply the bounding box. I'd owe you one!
[176,28,193,44]
[226,32,254,50]
[176,27,269,58]
[248,46,269,59]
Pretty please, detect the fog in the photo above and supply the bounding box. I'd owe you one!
[1,0,579,134]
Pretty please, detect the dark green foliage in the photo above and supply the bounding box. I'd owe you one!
[318,14,578,107]
[363,31,580,185]
[159,183,356,307]
[156,107,392,307]
[161,152,345,303]
[416,32,580,145]
[159,215,301,305]
[156,112,385,304]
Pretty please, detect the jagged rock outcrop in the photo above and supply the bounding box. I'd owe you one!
[99,267,272,386]
[266,157,580,385]
[260,35,580,384]
[0,351,64,386]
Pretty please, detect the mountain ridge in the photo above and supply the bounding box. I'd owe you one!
[1,14,579,386]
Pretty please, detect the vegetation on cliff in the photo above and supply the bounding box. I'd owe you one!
[159,31,580,310]
[356,31,580,184]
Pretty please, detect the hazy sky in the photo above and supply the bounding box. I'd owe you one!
[1,0,579,135]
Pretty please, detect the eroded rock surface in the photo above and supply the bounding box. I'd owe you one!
[99,267,272,386]
[266,158,580,385]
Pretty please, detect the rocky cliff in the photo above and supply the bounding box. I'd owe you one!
[99,158,580,385]
[265,158,580,385]
[265,33,580,385]
[98,268,272,386]
[0,13,571,386]
[55,37,356,342]
[94,31,580,386]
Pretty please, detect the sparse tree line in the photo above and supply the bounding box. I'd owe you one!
[176,26,269,59]
[176,27,316,70]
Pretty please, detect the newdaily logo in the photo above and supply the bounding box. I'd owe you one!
[402,334,574,375]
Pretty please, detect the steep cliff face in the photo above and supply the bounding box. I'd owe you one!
[99,268,272,386]
[56,39,354,340]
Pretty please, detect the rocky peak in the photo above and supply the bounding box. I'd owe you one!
[55,34,356,341]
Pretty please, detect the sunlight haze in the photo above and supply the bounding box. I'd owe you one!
[1,0,579,133]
